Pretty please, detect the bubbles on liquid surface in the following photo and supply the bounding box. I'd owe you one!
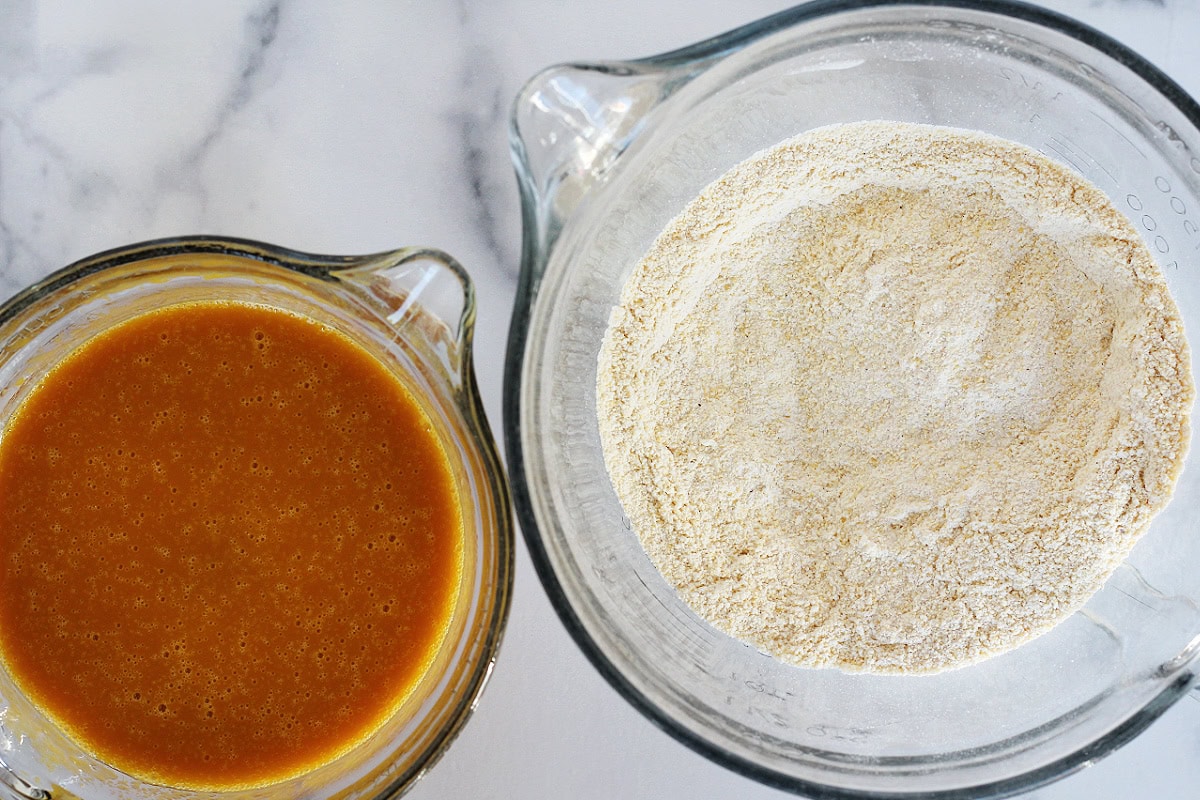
[0,301,463,787]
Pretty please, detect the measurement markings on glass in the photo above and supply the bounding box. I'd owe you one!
[632,571,714,658]
[1089,109,1148,159]
[725,671,795,729]
[1125,173,1200,268]
[805,723,872,745]
[1045,133,1119,188]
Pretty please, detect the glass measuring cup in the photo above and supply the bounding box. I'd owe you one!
[0,237,513,800]
[505,0,1200,797]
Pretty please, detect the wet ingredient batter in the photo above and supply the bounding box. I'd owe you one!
[0,301,463,789]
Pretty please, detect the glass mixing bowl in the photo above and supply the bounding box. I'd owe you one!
[504,1,1200,797]
[0,237,513,800]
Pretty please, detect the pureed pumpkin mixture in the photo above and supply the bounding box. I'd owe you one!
[0,301,463,789]
[597,121,1193,674]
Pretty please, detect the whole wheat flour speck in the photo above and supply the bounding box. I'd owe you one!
[596,121,1194,674]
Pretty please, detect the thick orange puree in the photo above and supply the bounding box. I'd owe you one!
[0,301,463,789]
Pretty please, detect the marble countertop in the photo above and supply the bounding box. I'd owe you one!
[1,1,1198,798]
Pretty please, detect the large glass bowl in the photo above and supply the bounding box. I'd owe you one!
[504,1,1200,797]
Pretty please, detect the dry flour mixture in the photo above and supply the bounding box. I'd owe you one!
[596,121,1193,674]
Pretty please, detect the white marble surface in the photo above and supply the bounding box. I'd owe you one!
[1,1,1198,798]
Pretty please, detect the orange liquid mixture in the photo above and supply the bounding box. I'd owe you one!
[0,301,463,789]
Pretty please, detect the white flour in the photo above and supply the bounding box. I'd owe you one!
[596,121,1193,674]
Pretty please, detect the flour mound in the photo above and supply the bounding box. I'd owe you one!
[597,121,1193,674]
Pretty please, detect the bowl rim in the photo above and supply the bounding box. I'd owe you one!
[502,1,1200,798]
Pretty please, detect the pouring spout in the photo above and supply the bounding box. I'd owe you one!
[512,64,660,214]
[331,248,476,393]
[509,59,709,289]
